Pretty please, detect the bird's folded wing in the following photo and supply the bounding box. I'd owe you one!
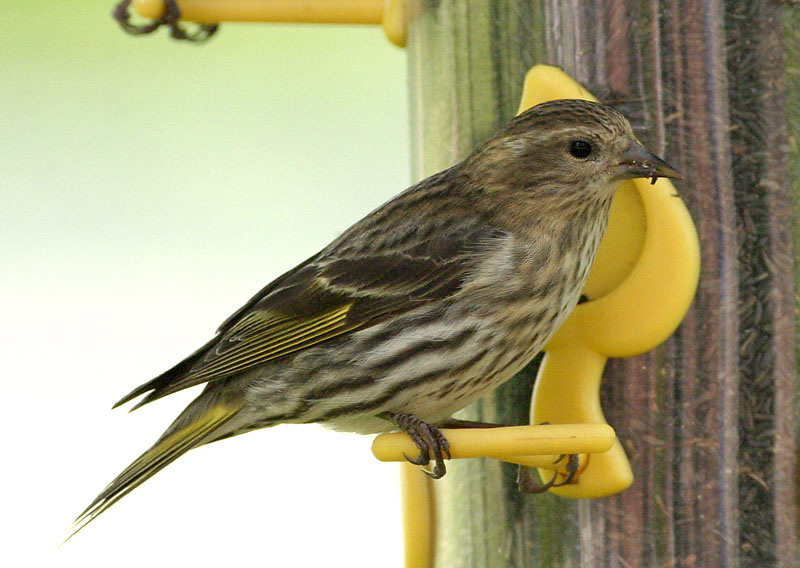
[115,224,503,409]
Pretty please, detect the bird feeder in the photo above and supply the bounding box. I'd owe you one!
[113,2,800,567]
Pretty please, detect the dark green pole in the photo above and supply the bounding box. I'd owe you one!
[406,1,799,566]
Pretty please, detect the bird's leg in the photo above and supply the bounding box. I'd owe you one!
[517,453,580,493]
[381,412,451,479]
[112,0,218,42]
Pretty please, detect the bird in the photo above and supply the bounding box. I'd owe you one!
[71,99,679,538]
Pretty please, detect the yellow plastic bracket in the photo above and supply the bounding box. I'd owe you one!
[520,65,700,497]
[384,423,617,568]
[132,0,408,47]
[379,65,699,567]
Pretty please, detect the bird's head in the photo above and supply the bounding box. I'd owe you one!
[467,99,680,210]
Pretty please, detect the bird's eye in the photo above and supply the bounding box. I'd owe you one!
[568,140,593,159]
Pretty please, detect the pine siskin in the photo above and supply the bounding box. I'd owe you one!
[72,99,679,536]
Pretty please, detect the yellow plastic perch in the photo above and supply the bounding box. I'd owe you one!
[132,0,408,46]
[372,423,616,470]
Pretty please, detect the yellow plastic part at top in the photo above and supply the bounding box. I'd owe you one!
[132,0,408,46]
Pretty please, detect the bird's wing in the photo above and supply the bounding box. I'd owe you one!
[115,219,503,409]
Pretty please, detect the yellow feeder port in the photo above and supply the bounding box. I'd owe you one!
[375,64,698,498]
[373,65,699,567]
[520,65,699,498]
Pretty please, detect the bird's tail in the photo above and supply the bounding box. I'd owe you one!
[67,397,243,542]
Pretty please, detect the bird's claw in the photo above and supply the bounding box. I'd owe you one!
[517,453,580,493]
[383,412,450,479]
[112,0,218,42]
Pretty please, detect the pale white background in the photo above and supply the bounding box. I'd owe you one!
[1,3,410,566]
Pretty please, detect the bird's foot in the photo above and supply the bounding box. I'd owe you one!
[517,453,580,493]
[381,412,451,479]
[112,0,218,42]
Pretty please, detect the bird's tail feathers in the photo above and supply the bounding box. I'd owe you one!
[66,399,242,543]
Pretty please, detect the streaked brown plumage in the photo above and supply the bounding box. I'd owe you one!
[71,99,679,537]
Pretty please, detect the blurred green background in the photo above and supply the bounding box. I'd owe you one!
[1,2,409,566]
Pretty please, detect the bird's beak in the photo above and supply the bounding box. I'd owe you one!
[616,141,681,185]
